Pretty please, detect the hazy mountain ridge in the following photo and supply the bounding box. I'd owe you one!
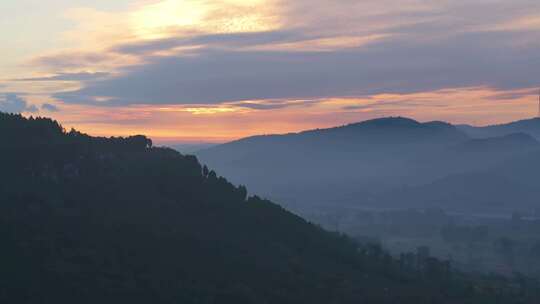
[206,117,468,152]
[458,117,540,140]
[198,116,540,215]
[454,132,539,151]
[198,117,469,180]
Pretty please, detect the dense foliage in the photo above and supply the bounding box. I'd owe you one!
[0,113,538,303]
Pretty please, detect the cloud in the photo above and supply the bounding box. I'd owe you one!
[279,0,540,35]
[30,52,116,70]
[342,105,370,111]
[41,103,59,112]
[54,28,540,107]
[14,72,110,82]
[0,94,39,114]
[14,0,536,113]
[112,30,308,55]
[235,99,321,110]
[340,98,448,112]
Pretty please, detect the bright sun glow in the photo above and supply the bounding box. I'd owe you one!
[131,0,207,38]
[130,0,278,39]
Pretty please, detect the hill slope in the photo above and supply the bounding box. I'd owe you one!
[0,113,498,304]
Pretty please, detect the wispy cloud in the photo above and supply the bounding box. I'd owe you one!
[52,28,540,107]
[14,72,110,82]
[112,30,307,55]
[29,52,119,70]
[234,99,321,110]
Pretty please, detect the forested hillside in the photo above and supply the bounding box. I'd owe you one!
[0,113,538,303]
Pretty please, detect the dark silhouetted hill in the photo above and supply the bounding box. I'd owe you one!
[1,113,522,303]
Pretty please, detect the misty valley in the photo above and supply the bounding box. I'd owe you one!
[313,208,540,277]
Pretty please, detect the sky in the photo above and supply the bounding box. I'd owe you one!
[1,0,540,144]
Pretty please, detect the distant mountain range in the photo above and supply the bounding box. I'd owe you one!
[198,117,540,217]
[458,117,540,139]
[168,142,216,154]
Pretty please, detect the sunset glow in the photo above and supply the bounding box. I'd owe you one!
[1,0,539,144]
